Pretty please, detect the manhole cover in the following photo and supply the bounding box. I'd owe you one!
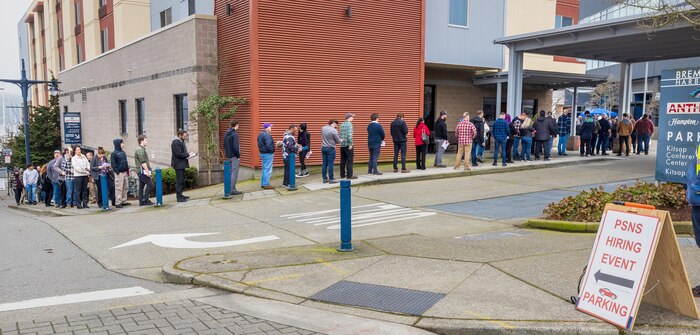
[310,281,444,315]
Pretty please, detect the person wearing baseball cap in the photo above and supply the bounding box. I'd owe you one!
[340,113,357,179]
[434,111,448,167]
[258,122,275,189]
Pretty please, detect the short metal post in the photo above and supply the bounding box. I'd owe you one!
[223,159,231,198]
[288,152,297,191]
[100,174,110,211]
[338,180,353,252]
[155,168,163,207]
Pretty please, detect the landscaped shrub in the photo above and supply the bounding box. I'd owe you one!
[160,167,199,194]
[542,182,687,222]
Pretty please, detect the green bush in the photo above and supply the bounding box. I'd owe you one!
[160,167,198,194]
[542,182,687,222]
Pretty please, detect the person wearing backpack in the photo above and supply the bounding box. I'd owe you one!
[413,118,430,170]
[390,113,409,173]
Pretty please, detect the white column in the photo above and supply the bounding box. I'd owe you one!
[506,46,523,118]
[496,81,502,116]
[642,61,649,116]
[571,86,578,135]
[619,62,631,117]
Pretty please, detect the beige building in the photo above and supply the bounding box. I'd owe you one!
[58,15,218,184]
[21,0,150,106]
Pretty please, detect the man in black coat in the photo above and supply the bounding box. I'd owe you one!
[171,129,192,202]
[434,111,448,167]
[390,113,409,173]
[532,110,557,161]
[224,120,242,196]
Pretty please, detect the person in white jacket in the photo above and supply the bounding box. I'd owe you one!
[71,146,91,209]
[22,163,39,205]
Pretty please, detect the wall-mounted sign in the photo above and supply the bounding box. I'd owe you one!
[63,112,82,145]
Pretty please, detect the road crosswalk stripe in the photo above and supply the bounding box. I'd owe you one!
[0,287,154,312]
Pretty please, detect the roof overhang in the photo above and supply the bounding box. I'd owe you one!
[24,13,34,24]
[494,13,700,63]
[472,70,607,89]
[32,1,44,13]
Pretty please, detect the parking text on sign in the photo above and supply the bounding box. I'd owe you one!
[577,210,661,329]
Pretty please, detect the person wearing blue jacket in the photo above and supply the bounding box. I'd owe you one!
[224,120,242,195]
[367,113,385,175]
[257,122,275,189]
[688,144,700,297]
[492,112,510,166]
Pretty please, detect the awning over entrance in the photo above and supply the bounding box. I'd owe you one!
[494,14,700,63]
[472,70,607,89]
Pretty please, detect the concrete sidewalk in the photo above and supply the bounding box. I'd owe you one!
[163,230,700,334]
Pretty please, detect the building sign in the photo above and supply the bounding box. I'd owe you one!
[577,209,662,329]
[657,67,700,183]
[63,112,82,145]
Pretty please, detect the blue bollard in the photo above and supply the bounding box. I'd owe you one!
[100,174,110,211]
[288,152,297,191]
[155,168,163,207]
[223,160,231,198]
[338,180,353,252]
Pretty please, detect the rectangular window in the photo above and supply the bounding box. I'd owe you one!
[74,1,81,25]
[160,8,172,28]
[99,0,107,7]
[449,0,469,27]
[76,43,82,63]
[188,0,196,15]
[175,94,189,133]
[100,28,109,53]
[119,100,127,135]
[555,15,573,28]
[136,98,145,135]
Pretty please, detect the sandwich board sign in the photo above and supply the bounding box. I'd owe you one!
[576,203,699,330]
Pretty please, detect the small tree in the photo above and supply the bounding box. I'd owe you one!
[189,95,245,184]
[614,0,700,30]
[10,91,61,167]
[589,77,620,112]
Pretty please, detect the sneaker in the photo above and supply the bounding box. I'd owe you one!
[373,172,383,175]
[562,153,568,156]
[177,198,187,203]
[477,156,484,163]
[436,164,447,168]
[526,160,532,163]
[323,179,329,184]
[329,179,339,184]
[401,169,410,173]
[393,168,399,173]
[502,163,507,166]
[115,204,123,208]
[262,185,275,190]
[347,176,358,179]
[231,191,243,195]
[492,162,498,166]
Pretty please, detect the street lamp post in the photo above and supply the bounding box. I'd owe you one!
[0,59,60,166]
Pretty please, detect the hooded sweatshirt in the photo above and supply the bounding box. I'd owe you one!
[110,139,129,173]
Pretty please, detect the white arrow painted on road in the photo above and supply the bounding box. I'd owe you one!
[110,233,280,249]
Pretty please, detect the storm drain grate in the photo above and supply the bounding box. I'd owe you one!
[310,281,445,315]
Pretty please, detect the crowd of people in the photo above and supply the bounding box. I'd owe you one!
[10,130,195,208]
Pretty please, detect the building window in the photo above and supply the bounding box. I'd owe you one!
[119,100,127,135]
[449,0,469,27]
[58,52,64,71]
[99,0,107,7]
[100,28,109,53]
[160,8,172,28]
[555,15,573,28]
[136,98,145,135]
[76,43,82,63]
[74,1,81,26]
[188,0,196,16]
[175,94,189,133]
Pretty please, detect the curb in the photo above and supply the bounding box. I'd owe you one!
[524,219,693,234]
[7,204,73,217]
[161,261,196,284]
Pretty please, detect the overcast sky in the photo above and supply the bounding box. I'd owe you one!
[0,0,33,96]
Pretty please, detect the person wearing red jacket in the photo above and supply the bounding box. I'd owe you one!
[413,118,431,170]
[633,114,654,155]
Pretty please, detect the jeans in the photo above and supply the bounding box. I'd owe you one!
[494,139,507,164]
[547,136,553,156]
[138,173,154,204]
[416,144,427,169]
[692,206,700,248]
[26,184,37,203]
[340,147,354,178]
[535,140,550,159]
[368,147,381,174]
[260,153,274,186]
[557,134,569,155]
[638,134,651,154]
[455,143,473,169]
[470,143,482,165]
[477,143,485,157]
[228,157,240,193]
[596,134,610,154]
[299,149,308,171]
[65,179,74,206]
[321,147,336,181]
[393,142,407,170]
[618,136,630,155]
[512,137,521,160]
[520,137,532,160]
[631,132,637,152]
[283,154,296,187]
[52,181,61,205]
[435,139,446,166]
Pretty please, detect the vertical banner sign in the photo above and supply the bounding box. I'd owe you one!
[63,112,82,145]
[577,210,661,330]
[656,67,700,183]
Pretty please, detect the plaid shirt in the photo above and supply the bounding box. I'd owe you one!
[455,120,477,145]
[339,121,353,147]
[492,119,509,141]
[557,115,571,135]
[61,157,74,180]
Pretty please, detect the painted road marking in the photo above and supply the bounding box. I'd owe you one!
[281,202,436,229]
[0,287,154,312]
[110,233,280,249]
